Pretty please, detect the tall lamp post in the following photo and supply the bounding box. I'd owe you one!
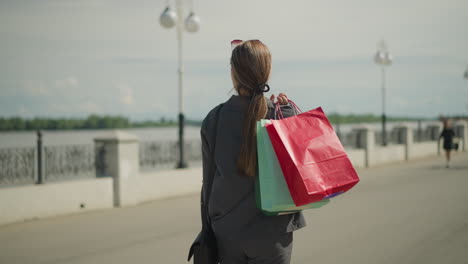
[159,0,200,168]
[465,65,468,117]
[464,65,468,79]
[374,40,393,146]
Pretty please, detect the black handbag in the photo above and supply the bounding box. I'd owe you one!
[187,226,218,264]
[188,105,223,264]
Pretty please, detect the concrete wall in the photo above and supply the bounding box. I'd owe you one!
[346,141,440,169]
[0,178,113,226]
[411,142,438,159]
[135,168,202,203]
[371,145,406,165]
[94,130,140,207]
[345,148,366,168]
[350,123,468,167]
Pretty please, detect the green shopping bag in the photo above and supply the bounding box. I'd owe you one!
[255,119,330,216]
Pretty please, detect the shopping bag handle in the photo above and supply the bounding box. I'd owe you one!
[274,102,286,119]
[288,99,303,114]
[274,99,303,120]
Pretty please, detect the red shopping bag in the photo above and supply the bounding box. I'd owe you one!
[266,102,359,206]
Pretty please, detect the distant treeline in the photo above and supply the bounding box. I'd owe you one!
[326,113,430,124]
[0,115,201,131]
[0,114,433,132]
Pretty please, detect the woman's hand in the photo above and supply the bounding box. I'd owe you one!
[270,93,289,105]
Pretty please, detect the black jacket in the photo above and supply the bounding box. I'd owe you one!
[200,95,306,241]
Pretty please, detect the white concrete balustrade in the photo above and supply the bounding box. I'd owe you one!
[1,121,467,226]
[94,130,140,207]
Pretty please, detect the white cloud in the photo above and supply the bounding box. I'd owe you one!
[393,97,410,107]
[17,104,30,116]
[334,104,352,113]
[20,77,79,97]
[118,83,134,106]
[420,96,443,106]
[80,101,101,113]
[45,0,109,8]
[21,80,50,96]
[55,77,79,89]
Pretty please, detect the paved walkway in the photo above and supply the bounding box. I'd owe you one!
[1,153,467,264]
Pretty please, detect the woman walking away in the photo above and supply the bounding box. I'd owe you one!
[193,40,306,264]
[439,119,455,168]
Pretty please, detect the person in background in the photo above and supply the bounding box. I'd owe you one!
[439,119,455,168]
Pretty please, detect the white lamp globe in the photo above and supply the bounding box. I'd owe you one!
[160,6,177,29]
[184,12,200,33]
[374,51,384,64]
[384,53,393,65]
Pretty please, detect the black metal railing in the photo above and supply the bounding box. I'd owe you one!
[375,131,402,146]
[0,138,203,186]
[337,131,357,148]
[1,125,447,187]
[44,144,96,182]
[94,142,107,177]
[0,147,36,186]
[139,139,202,171]
[413,129,438,142]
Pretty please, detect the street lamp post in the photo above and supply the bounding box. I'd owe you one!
[374,40,393,146]
[465,65,468,116]
[159,1,200,168]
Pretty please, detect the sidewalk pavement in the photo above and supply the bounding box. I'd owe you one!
[0,152,467,264]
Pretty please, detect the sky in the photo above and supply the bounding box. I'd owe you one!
[0,0,467,121]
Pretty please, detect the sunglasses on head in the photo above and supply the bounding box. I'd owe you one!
[231,39,243,50]
[231,39,262,50]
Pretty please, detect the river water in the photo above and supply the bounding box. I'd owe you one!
[0,126,202,148]
[0,121,437,148]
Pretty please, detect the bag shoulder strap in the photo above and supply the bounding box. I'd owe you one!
[203,103,223,227]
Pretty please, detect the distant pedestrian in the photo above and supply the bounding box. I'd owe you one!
[439,119,455,168]
[189,39,305,264]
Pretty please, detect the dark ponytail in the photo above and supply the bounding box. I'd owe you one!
[230,40,271,177]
